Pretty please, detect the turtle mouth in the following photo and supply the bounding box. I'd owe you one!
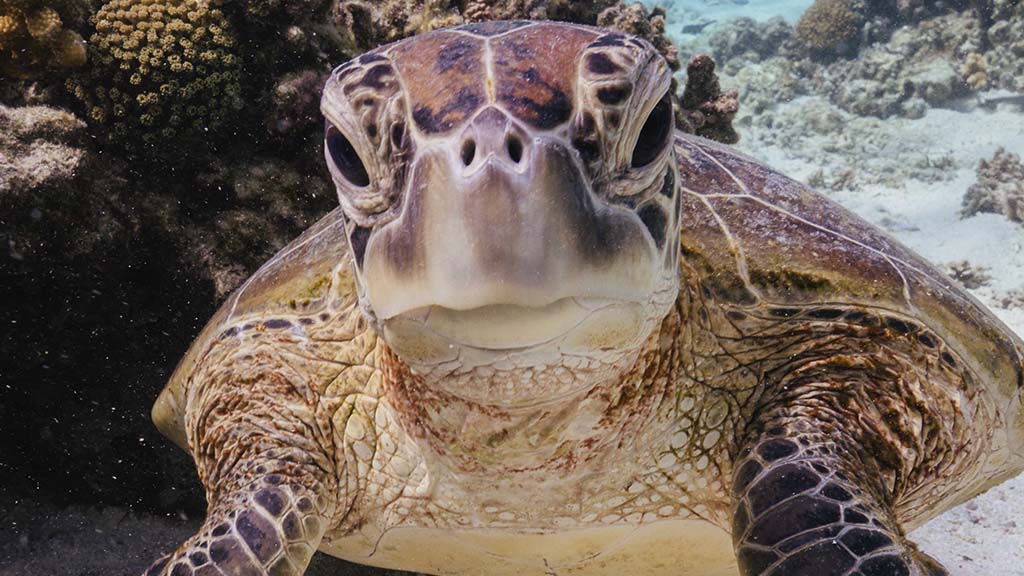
[381,297,650,358]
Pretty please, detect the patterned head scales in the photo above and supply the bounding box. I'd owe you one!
[320,21,680,404]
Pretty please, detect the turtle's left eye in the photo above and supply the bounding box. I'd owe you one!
[326,125,370,187]
[630,91,673,168]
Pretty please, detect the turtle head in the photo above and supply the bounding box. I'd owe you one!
[320,21,680,406]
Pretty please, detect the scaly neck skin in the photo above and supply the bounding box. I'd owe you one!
[380,301,690,479]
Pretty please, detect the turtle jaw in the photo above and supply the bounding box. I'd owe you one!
[379,293,674,407]
[385,298,641,352]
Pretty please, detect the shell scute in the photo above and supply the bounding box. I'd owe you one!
[677,133,1024,445]
[456,20,533,37]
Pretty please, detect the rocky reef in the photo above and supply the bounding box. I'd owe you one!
[677,53,739,144]
[661,0,1022,199]
[701,0,1023,122]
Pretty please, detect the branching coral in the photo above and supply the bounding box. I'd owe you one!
[796,0,862,53]
[0,0,87,78]
[962,147,1024,223]
[66,0,243,154]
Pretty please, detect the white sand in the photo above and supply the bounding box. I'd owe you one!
[733,94,1024,574]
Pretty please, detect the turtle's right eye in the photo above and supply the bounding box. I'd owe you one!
[630,91,673,168]
[326,125,370,187]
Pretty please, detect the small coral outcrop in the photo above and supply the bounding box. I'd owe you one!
[678,54,740,144]
[595,2,679,72]
[962,148,1024,223]
[961,52,989,90]
[66,0,243,154]
[795,0,862,54]
[0,0,87,78]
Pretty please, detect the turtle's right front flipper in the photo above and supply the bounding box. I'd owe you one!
[143,354,339,576]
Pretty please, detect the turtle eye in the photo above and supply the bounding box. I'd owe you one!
[326,125,370,187]
[630,91,672,168]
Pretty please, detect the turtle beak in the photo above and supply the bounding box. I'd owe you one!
[359,108,669,358]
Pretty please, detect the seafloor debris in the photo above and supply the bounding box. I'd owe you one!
[65,0,243,154]
[962,147,1024,223]
[0,0,88,79]
[944,260,992,290]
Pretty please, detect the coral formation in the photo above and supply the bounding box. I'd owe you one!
[66,0,243,153]
[961,52,989,90]
[0,0,88,78]
[962,147,1024,223]
[678,54,739,144]
[266,69,328,135]
[238,0,330,20]
[795,0,862,54]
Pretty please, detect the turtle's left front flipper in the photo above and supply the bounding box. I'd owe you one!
[729,381,950,576]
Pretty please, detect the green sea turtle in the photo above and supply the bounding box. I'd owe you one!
[145,20,1024,576]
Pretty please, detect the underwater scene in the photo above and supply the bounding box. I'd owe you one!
[1,0,1023,575]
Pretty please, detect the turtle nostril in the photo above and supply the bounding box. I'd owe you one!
[461,139,476,167]
[507,136,523,164]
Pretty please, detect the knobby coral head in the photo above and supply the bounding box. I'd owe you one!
[65,0,243,155]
